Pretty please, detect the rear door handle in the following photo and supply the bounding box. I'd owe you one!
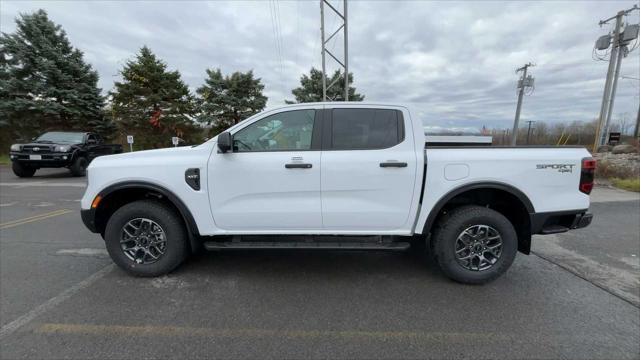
[380,162,407,168]
[285,163,312,169]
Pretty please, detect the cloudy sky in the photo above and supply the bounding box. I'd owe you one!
[1,0,639,132]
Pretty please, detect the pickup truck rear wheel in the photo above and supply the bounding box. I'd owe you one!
[104,200,188,277]
[432,205,517,284]
[12,162,36,177]
[69,156,88,177]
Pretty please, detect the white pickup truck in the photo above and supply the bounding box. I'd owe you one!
[81,103,595,283]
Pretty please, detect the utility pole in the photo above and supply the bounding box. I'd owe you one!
[634,102,640,139]
[320,0,349,102]
[593,5,640,150]
[525,120,536,144]
[511,63,535,145]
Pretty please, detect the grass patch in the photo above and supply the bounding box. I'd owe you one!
[0,154,9,165]
[611,178,640,192]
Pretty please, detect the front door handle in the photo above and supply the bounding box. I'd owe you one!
[380,162,407,168]
[285,163,312,169]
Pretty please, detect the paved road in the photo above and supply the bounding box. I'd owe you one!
[1,166,638,359]
[533,187,640,306]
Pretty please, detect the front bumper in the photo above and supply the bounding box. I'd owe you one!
[531,210,593,235]
[10,152,73,167]
[81,209,98,233]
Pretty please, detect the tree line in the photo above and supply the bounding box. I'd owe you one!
[0,10,363,149]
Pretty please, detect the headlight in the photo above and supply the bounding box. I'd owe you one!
[10,144,22,151]
[54,145,71,152]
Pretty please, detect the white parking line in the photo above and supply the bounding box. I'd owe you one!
[56,248,109,258]
[0,264,114,341]
[0,182,86,188]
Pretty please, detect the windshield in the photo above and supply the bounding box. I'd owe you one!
[35,132,85,144]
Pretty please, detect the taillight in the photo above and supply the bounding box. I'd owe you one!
[580,157,596,194]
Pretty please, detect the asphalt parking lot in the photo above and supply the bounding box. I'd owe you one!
[0,166,638,359]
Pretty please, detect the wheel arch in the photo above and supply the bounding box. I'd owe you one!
[423,182,535,254]
[93,181,200,252]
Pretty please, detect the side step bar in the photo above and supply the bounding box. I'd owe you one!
[203,241,411,251]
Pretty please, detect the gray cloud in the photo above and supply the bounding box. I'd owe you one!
[1,0,638,132]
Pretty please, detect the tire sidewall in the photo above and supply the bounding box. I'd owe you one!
[435,208,518,284]
[104,201,187,277]
[12,162,36,177]
[70,156,88,176]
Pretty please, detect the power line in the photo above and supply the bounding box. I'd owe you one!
[268,0,285,91]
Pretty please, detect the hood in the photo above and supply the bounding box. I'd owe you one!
[18,141,81,148]
[88,144,212,169]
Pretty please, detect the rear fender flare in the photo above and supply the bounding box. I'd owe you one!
[421,181,535,235]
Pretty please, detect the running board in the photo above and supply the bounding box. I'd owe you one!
[540,225,569,234]
[203,241,411,251]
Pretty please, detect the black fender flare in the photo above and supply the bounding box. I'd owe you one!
[96,181,201,250]
[422,181,535,235]
[69,148,86,163]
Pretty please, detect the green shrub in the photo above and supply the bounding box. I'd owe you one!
[611,178,640,192]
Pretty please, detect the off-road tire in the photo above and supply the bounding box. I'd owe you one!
[12,162,36,178]
[431,205,517,284]
[69,156,88,177]
[104,200,188,277]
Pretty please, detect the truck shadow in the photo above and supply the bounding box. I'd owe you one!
[29,168,77,178]
[180,248,444,281]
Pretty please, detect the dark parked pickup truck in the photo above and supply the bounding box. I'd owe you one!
[9,131,122,177]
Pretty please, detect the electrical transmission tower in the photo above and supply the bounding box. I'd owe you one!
[320,0,348,101]
[593,4,640,150]
[511,63,535,145]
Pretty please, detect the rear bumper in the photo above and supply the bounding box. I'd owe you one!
[81,209,98,233]
[530,210,592,235]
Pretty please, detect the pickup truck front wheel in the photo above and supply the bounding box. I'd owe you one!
[12,162,37,178]
[69,156,88,177]
[104,200,188,277]
[432,206,517,284]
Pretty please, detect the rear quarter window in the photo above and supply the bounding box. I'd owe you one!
[330,108,404,150]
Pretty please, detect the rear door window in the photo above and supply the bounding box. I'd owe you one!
[330,109,404,150]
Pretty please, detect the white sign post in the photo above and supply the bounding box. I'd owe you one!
[126,135,134,152]
[171,137,180,147]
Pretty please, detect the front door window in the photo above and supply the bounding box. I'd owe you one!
[233,110,315,152]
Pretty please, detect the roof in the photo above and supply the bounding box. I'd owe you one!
[264,102,409,111]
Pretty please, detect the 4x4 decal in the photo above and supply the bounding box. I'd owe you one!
[536,164,575,173]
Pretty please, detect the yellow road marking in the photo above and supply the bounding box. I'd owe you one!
[35,323,509,342]
[0,209,73,230]
[0,209,71,226]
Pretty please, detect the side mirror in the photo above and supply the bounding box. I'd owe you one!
[217,132,232,153]
[87,139,97,145]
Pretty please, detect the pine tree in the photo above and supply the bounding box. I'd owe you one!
[196,69,267,135]
[287,67,364,104]
[0,9,113,142]
[110,46,199,148]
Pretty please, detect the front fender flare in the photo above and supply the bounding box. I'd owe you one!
[93,181,201,251]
